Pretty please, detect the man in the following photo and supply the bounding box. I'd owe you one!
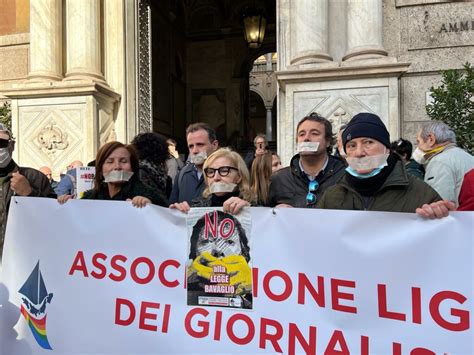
[169,122,218,204]
[414,121,474,205]
[244,133,267,169]
[39,166,59,190]
[55,160,83,196]
[0,123,55,259]
[317,112,454,218]
[268,112,345,208]
[166,138,184,184]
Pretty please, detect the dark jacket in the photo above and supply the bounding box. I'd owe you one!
[1,161,56,258]
[316,160,441,212]
[405,159,424,180]
[189,190,256,208]
[169,163,205,204]
[138,159,172,199]
[81,177,168,207]
[267,154,346,208]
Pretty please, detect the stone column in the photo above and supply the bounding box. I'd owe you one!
[343,0,388,61]
[265,107,273,141]
[65,0,105,82]
[29,0,63,81]
[290,0,332,65]
[265,53,273,71]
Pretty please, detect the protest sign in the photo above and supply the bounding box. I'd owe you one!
[186,208,252,309]
[76,166,95,198]
[0,198,472,354]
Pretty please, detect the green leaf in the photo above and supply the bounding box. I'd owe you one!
[425,62,474,155]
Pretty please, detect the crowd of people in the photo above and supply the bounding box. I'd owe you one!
[1,110,473,259]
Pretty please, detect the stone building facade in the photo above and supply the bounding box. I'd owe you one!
[0,0,472,169]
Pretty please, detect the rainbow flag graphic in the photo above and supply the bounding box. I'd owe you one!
[18,261,54,350]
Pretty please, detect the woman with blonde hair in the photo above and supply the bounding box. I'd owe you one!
[170,148,254,214]
[250,151,273,205]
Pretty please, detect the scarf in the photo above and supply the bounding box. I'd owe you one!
[209,190,241,207]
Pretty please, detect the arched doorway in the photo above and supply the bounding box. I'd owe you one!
[248,52,277,146]
[146,0,276,154]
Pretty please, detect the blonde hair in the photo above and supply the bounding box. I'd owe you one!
[202,148,254,202]
[250,151,272,205]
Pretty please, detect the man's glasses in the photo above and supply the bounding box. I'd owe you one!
[306,180,319,206]
[204,166,238,178]
[0,139,10,148]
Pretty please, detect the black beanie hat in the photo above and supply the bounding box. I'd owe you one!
[342,113,390,152]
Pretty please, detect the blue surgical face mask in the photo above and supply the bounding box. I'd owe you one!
[345,165,384,179]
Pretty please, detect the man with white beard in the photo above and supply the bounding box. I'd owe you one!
[268,113,345,208]
[169,122,218,204]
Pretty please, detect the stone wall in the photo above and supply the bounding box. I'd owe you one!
[0,0,30,91]
[384,0,473,142]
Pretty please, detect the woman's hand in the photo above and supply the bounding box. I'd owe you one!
[169,201,191,214]
[129,196,151,208]
[223,196,250,214]
[57,194,73,204]
[416,200,456,219]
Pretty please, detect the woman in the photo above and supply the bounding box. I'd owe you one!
[58,141,168,207]
[131,132,171,198]
[271,152,283,173]
[250,151,272,205]
[170,148,254,214]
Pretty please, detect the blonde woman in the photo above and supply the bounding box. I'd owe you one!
[170,148,254,214]
[250,151,273,205]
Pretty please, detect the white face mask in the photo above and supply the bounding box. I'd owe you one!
[0,148,11,168]
[190,151,207,166]
[209,182,237,194]
[103,170,134,183]
[412,147,426,165]
[297,142,320,154]
[346,153,389,172]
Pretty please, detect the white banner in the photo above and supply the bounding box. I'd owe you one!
[0,197,472,355]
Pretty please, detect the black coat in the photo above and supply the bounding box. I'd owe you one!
[267,154,345,208]
[81,177,168,207]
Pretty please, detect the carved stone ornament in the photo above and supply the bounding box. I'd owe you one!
[37,122,69,156]
[138,0,153,133]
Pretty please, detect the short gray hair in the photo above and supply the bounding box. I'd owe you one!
[420,120,456,144]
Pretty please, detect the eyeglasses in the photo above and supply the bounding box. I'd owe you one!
[0,139,10,148]
[204,166,238,178]
[306,180,319,206]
